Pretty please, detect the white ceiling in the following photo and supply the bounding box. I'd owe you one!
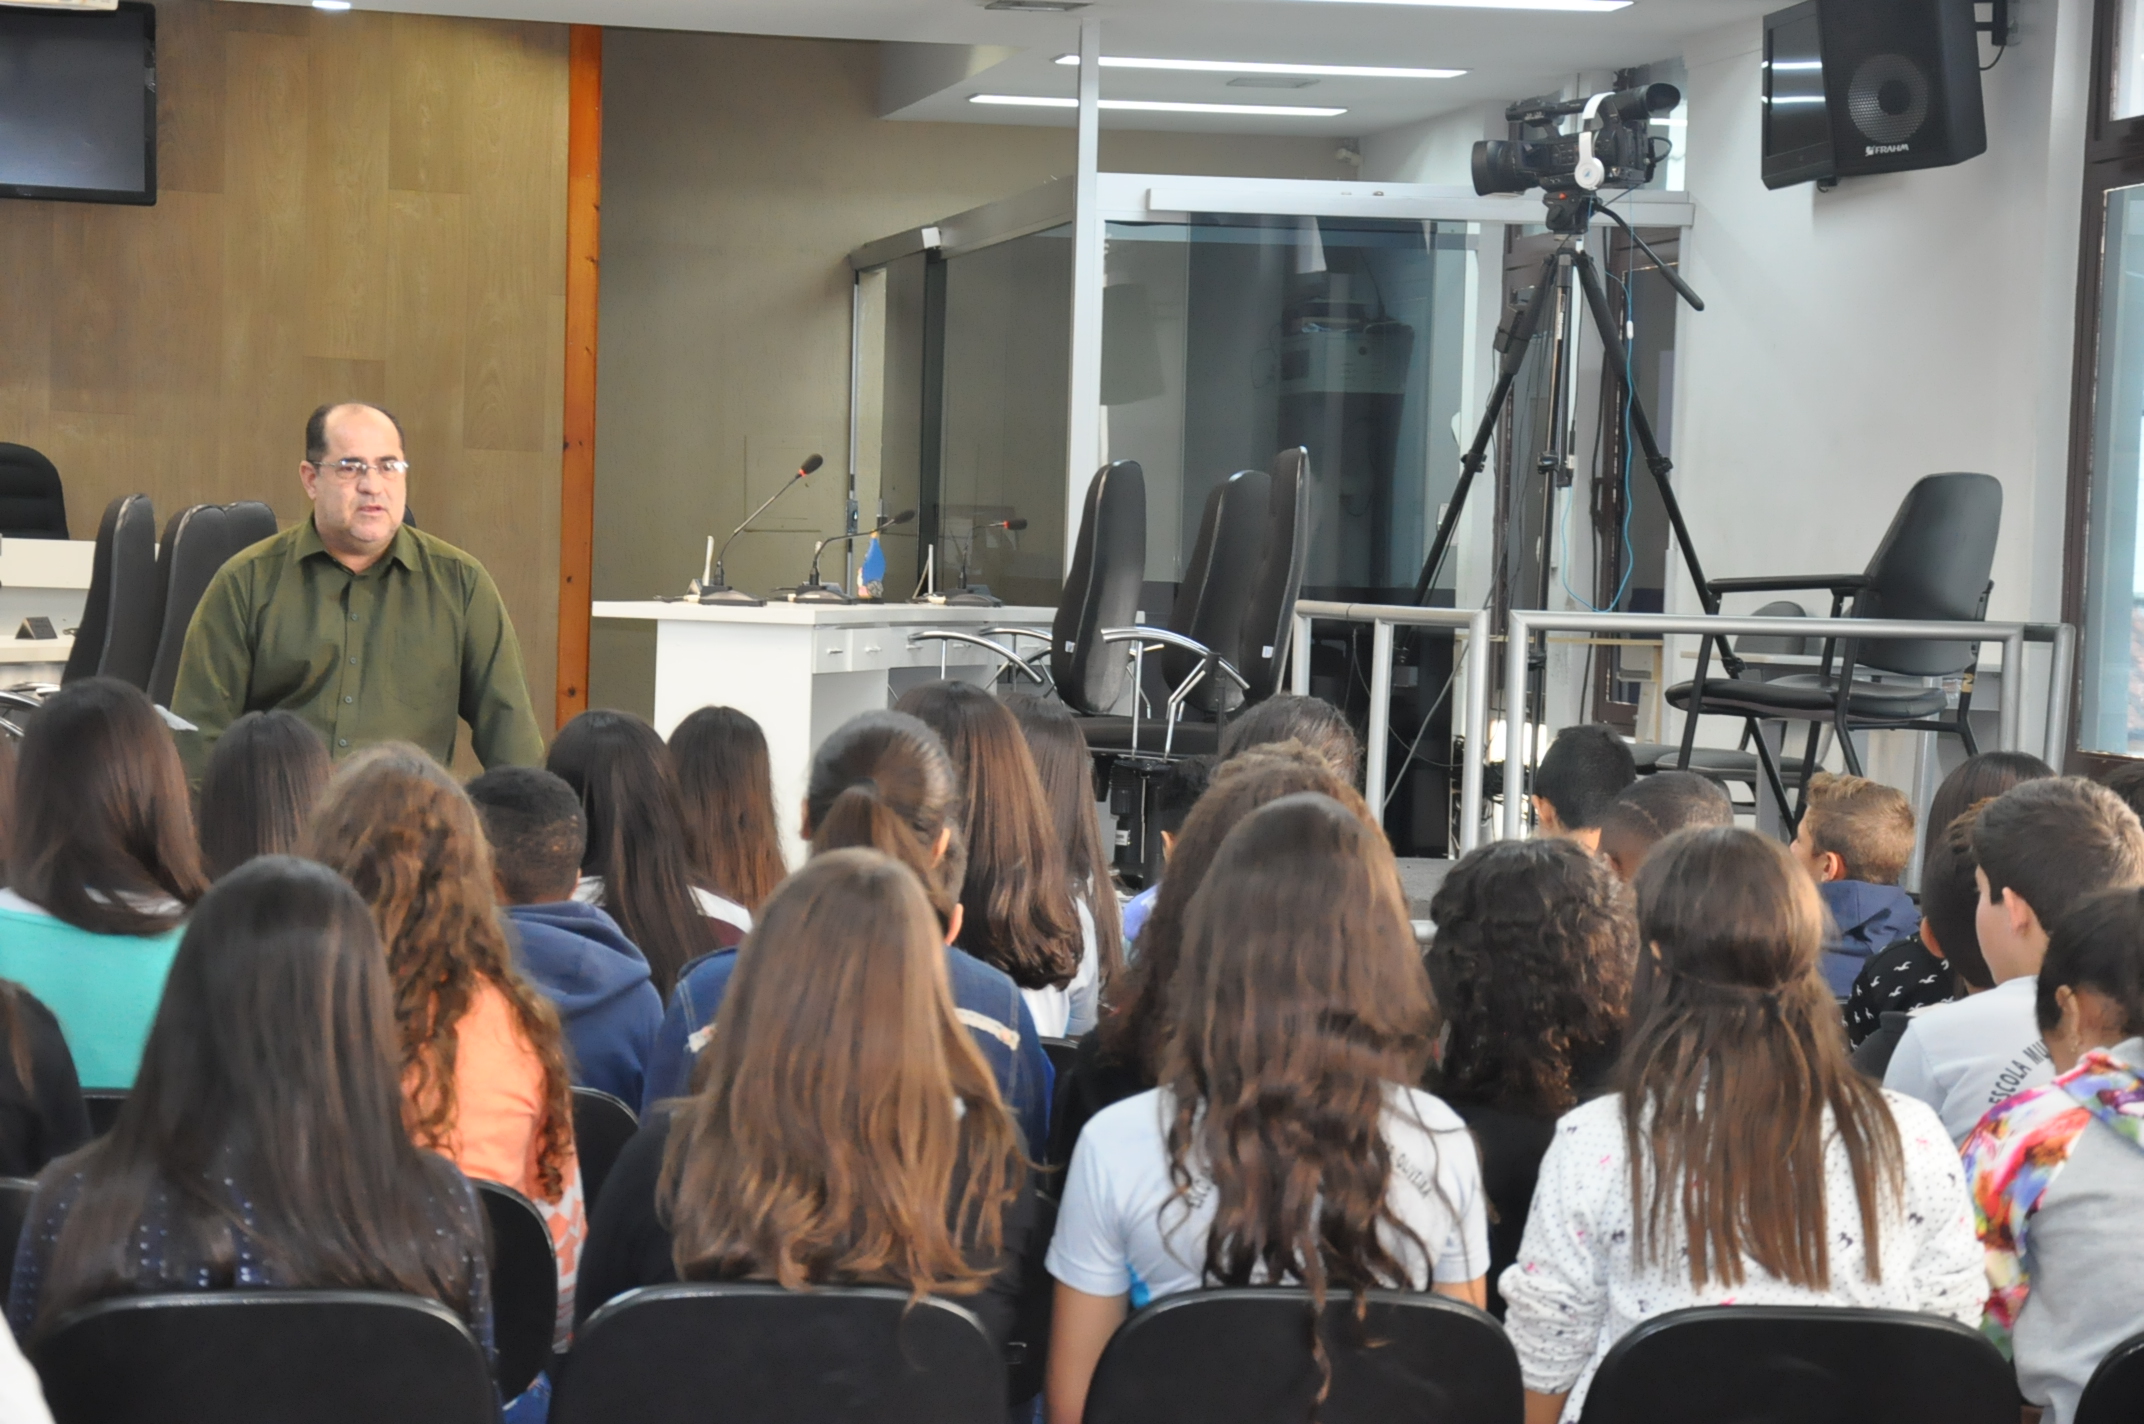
[233,0,1771,134]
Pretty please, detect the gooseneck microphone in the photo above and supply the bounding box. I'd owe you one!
[795,508,916,604]
[944,514,1025,607]
[695,454,822,606]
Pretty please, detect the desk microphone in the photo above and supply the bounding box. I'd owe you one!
[795,508,916,604]
[694,454,823,606]
[945,516,1025,607]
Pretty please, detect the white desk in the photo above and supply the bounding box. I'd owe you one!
[0,539,93,640]
[592,600,1055,862]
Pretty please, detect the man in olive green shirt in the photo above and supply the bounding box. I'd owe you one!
[172,402,545,773]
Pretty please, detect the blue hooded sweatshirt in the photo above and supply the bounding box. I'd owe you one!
[1818,880,1922,1000]
[503,901,664,1108]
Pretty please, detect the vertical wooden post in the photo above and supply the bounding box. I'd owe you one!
[557,23,602,728]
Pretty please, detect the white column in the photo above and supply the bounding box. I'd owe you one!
[1065,17,1103,567]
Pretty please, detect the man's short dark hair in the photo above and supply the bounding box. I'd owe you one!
[1931,808,1993,990]
[1219,694,1362,785]
[1153,756,1213,837]
[1533,724,1636,831]
[467,766,586,905]
[1972,776,2144,929]
[1599,770,1733,847]
[306,402,406,464]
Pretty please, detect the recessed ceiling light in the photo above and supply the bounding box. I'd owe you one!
[1053,55,1466,79]
[311,1,352,9]
[970,94,1350,117]
[1290,0,1631,11]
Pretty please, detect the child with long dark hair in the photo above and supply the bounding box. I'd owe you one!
[0,678,207,1089]
[7,857,492,1351]
[1046,793,1488,1424]
[1005,694,1122,1032]
[195,709,332,879]
[1425,838,1636,1315]
[639,712,1053,1152]
[1502,827,1981,1422]
[578,849,1039,1341]
[306,746,584,1346]
[549,710,744,998]
[896,682,1084,1036]
[669,705,787,916]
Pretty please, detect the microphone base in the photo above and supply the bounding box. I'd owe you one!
[789,585,854,604]
[945,586,1002,608]
[693,583,765,607]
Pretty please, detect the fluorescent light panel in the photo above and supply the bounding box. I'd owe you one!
[970,94,1349,117]
[1052,54,1463,78]
[1290,0,1631,11]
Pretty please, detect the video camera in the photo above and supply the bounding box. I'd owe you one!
[1472,83,1680,197]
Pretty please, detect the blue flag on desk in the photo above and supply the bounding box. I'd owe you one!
[857,532,886,601]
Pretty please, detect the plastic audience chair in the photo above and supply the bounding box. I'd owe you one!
[1574,1304,2017,1424]
[1082,1287,1523,1424]
[33,1290,500,1424]
[2076,1327,2144,1424]
[568,1086,638,1210]
[475,1179,556,1400]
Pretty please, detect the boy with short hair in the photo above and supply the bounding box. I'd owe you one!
[1596,770,1735,882]
[1120,756,1213,951]
[1885,776,2144,1143]
[467,765,664,1108]
[1530,724,1636,852]
[1789,772,1922,999]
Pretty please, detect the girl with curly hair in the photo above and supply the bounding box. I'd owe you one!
[1424,838,1637,1315]
[306,745,584,1347]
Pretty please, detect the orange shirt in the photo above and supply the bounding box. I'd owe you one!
[409,978,586,1343]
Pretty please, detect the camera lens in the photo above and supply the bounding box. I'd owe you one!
[1472,140,1534,195]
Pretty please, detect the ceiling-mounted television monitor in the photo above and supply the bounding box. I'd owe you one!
[1762,0,1834,189]
[0,2,157,205]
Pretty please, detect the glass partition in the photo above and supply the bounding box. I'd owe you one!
[2081,184,2144,754]
[1099,215,1472,601]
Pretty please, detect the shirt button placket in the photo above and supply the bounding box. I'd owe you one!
[340,578,360,751]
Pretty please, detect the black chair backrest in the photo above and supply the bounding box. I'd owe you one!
[1052,462,1148,715]
[2077,1328,2144,1424]
[82,1090,127,1137]
[0,1176,35,1265]
[1039,1035,1079,1085]
[1735,599,1811,659]
[1084,1287,1520,1424]
[147,505,231,707]
[475,1179,557,1400]
[224,500,278,552]
[1848,471,2003,677]
[1575,1304,2016,1424]
[1169,469,1270,715]
[1234,447,1310,705]
[552,1282,1004,1424]
[65,494,160,689]
[569,1086,638,1210]
[34,1289,499,1424]
[0,444,68,538]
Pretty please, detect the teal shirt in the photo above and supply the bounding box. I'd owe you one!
[0,905,183,1089]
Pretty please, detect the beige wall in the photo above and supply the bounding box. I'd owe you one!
[0,0,568,732]
[591,28,1352,715]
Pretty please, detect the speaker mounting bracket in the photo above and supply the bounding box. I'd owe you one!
[1975,0,2012,50]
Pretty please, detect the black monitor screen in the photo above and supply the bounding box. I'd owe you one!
[1762,1,1832,188]
[0,3,156,205]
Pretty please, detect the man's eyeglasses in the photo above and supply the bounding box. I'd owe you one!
[312,458,410,482]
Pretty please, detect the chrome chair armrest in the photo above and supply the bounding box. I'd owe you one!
[0,690,46,715]
[905,630,1050,685]
[1097,627,1250,691]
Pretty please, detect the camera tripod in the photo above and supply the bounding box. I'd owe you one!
[1409,189,1731,752]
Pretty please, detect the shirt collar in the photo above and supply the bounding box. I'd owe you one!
[295,516,417,574]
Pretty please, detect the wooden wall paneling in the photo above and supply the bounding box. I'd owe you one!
[49,207,136,417]
[304,13,391,362]
[383,190,469,492]
[132,191,227,504]
[0,206,52,448]
[219,25,311,517]
[388,13,473,195]
[157,1,227,196]
[558,23,600,724]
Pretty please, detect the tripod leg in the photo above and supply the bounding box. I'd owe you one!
[1570,250,1725,621]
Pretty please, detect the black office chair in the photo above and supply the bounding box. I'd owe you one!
[147,505,226,708]
[2077,1327,2144,1424]
[0,1176,36,1264]
[1039,1035,1080,1085]
[569,1086,638,1210]
[475,1179,557,1400]
[33,1290,501,1424]
[1084,1287,1521,1424]
[0,444,68,538]
[1666,473,2002,828]
[62,493,162,691]
[82,1090,127,1137]
[550,1282,1004,1424]
[909,461,1147,709]
[1575,1304,2017,1424]
[1640,600,1813,804]
[1236,446,1310,707]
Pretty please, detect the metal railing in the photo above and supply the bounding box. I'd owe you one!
[1501,610,2073,839]
[1290,601,1491,853]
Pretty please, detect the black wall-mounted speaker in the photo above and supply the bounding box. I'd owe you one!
[1820,0,1986,176]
